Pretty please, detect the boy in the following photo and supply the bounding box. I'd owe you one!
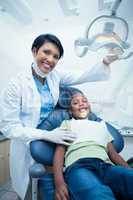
[53,93,133,200]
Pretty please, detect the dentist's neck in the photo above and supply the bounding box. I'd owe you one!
[32,62,48,85]
[32,67,46,85]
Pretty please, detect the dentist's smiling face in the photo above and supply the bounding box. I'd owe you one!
[70,93,91,119]
[32,42,60,74]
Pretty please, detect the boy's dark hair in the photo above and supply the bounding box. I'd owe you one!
[31,34,64,58]
[57,87,83,109]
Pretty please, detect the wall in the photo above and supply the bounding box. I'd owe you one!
[0,1,133,160]
[0,140,10,186]
[0,18,133,111]
[120,136,133,160]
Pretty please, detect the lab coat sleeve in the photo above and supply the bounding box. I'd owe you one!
[59,62,110,86]
[0,80,61,143]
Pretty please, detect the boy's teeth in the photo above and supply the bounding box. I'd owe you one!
[44,64,50,68]
[80,109,86,112]
[79,111,88,118]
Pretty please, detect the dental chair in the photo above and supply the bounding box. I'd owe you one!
[29,86,124,200]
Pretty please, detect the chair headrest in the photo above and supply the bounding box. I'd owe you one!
[57,86,83,109]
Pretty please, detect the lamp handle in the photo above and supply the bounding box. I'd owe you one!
[111,0,122,16]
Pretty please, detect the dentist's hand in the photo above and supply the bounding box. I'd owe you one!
[103,54,118,65]
[46,130,76,146]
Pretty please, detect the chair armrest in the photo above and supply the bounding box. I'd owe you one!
[29,163,46,178]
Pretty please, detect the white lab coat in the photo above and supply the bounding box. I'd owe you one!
[0,62,109,199]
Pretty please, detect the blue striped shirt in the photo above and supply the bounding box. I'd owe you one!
[33,75,54,125]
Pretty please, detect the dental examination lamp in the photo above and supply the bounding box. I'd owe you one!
[75,0,133,59]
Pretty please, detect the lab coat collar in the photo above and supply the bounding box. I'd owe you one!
[22,65,59,106]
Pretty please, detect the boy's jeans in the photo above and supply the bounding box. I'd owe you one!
[65,158,133,200]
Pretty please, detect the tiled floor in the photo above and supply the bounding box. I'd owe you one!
[0,181,18,200]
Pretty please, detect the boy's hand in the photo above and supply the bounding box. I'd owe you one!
[55,182,70,200]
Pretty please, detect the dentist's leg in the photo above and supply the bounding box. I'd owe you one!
[30,140,56,165]
[30,140,56,200]
[30,122,56,200]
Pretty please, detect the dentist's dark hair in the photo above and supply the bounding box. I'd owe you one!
[31,34,64,59]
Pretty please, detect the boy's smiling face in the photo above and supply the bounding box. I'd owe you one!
[70,93,91,119]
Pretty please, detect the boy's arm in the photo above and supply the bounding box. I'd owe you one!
[107,142,130,168]
[53,144,70,200]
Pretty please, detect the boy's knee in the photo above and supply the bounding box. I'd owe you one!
[70,185,115,200]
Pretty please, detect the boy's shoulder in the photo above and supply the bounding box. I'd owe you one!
[60,120,71,130]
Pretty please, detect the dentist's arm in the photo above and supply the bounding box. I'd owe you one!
[59,55,118,86]
[60,62,110,86]
[0,80,76,145]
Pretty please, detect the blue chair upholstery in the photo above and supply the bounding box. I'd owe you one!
[29,86,124,200]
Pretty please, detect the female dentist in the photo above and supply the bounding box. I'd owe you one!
[0,34,117,200]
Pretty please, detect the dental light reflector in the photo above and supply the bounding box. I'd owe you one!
[75,0,133,59]
[86,16,129,45]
